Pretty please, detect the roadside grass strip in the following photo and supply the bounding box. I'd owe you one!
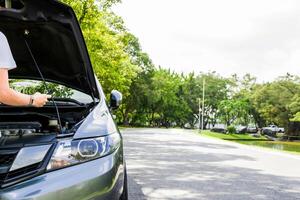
[201,130,300,154]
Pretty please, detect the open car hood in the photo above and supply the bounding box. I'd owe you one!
[0,0,99,99]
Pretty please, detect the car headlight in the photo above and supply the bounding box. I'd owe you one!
[47,133,121,171]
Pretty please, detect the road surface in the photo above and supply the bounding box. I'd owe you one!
[122,128,300,200]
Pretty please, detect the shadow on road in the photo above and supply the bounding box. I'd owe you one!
[128,175,147,200]
[123,128,300,200]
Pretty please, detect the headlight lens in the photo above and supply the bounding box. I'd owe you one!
[47,133,121,171]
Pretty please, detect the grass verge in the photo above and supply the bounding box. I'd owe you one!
[201,130,300,154]
[200,130,267,140]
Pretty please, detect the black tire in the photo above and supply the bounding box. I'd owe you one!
[120,168,128,200]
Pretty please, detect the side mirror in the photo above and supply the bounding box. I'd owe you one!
[110,90,122,110]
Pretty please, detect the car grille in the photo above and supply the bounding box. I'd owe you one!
[6,163,41,179]
[0,173,7,183]
[0,149,18,186]
[0,148,42,188]
[0,154,16,165]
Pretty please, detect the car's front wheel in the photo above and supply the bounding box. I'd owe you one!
[120,169,128,200]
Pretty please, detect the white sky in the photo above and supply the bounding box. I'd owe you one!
[113,0,300,81]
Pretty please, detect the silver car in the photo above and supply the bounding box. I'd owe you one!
[0,0,128,199]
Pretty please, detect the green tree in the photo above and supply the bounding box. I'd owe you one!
[62,0,138,99]
[181,72,230,128]
[10,80,73,98]
[232,74,264,127]
[218,99,251,126]
[250,74,300,132]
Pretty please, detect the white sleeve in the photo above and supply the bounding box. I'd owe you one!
[0,32,17,70]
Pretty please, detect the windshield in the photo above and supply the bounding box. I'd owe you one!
[9,79,94,104]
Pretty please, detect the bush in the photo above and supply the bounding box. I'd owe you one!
[227,125,237,134]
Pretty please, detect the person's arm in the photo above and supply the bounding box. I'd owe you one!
[0,69,51,107]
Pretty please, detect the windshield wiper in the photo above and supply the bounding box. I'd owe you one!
[48,98,86,106]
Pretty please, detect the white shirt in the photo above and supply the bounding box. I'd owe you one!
[0,32,16,70]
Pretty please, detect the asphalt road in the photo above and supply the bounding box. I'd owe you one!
[121,128,300,200]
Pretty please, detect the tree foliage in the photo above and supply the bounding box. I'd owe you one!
[250,75,300,129]
[62,0,138,98]
[56,0,300,136]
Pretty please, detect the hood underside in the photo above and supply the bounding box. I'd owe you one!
[0,0,99,98]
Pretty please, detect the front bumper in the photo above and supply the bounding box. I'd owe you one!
[0,149,124,200]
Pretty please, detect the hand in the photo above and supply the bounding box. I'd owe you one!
[32,92,52,107]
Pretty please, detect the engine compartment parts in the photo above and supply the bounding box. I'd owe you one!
[0,122,42,137]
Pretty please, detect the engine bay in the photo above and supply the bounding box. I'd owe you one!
[0,104,94,147]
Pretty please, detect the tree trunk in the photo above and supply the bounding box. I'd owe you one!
[123,112,130,126]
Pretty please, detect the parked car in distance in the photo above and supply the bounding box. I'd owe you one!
[235,125,247,134]
[0,1,127,200]
[262,125,285,134]
[247,126,258,133]
[211,127,227,133]
[236,125,258,134]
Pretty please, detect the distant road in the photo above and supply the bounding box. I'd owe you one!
[122,128,300,200]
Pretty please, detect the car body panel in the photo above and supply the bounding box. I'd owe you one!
[0,147,125,200]
[0,1,126,199]
[73,100,118,139]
